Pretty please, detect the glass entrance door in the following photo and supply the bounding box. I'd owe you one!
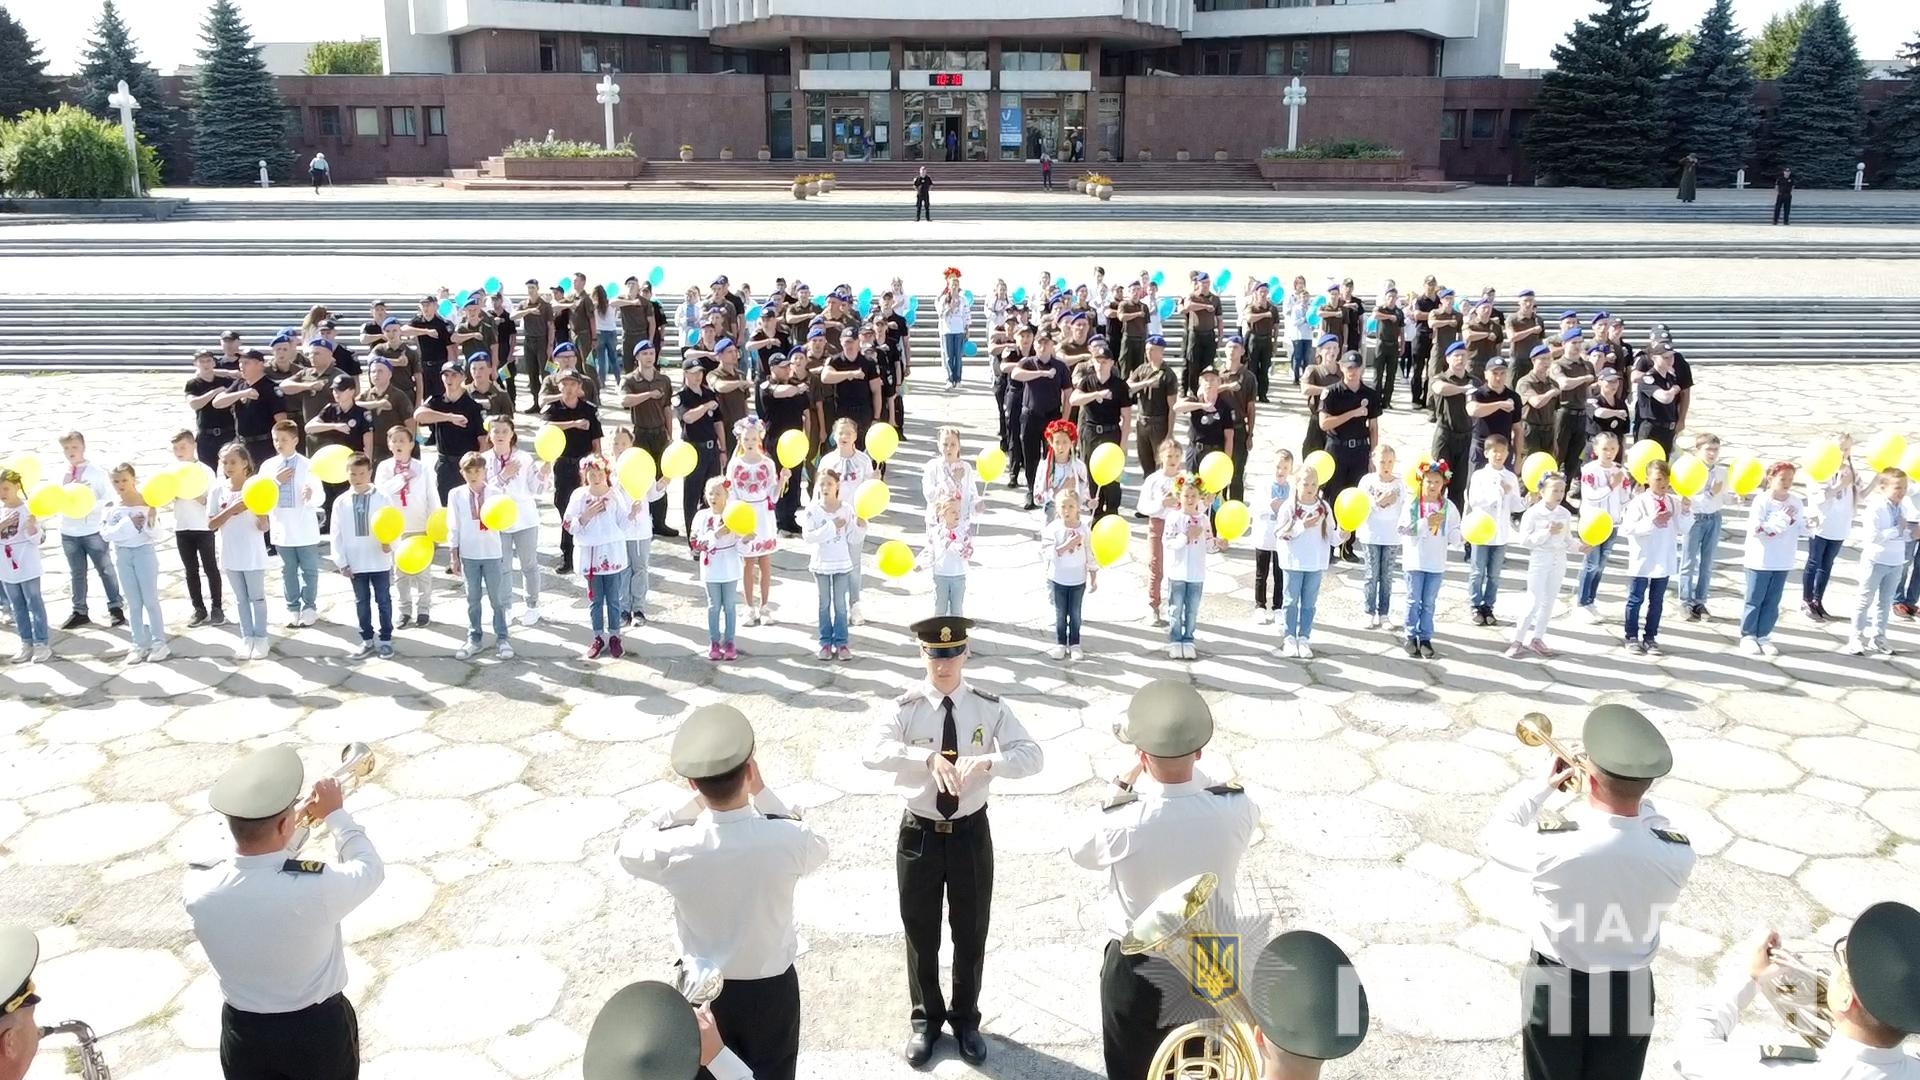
[828,98,870,160]
[1027,106,1060,160]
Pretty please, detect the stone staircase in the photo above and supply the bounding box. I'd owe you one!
[444,159,1274,192]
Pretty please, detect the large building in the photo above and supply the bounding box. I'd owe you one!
[276,0,1538,181]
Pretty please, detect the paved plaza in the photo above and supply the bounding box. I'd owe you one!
[3,188,1919,1079]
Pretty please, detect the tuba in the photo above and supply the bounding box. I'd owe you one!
[1514,713,1588,830]
[38,1019,111,1079]
[286,743,378,854]
[1122,873,1261,1080]
[1757,947,1833,1049]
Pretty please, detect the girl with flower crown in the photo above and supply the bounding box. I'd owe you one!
[562,455,632,661]
[1276,467,1348,660]
[1162,471,1213,659]
[1399,459,1462,660]
[688,475,744,661]
[725,415,788,626]
[1032,418,1091,525]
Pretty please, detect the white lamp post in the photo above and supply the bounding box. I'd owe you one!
[1282,77,1308,152]
[595,73,621,151]
[106,79,142,197]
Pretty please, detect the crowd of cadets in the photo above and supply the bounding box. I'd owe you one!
[2,268,1918,668]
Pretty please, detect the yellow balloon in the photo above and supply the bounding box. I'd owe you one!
[854,477,890,521]
[1729,455,1765,496]
[172,462,209,501]
[26,483,62,518]
[1902,445,1920,481]
[661,440,698,480]
[1580,512,1614,547]
[1403,453,1433,491]
[776,429,809,469]
[724,500,758,537]
[371,505,405,544]
[4,452,42,489]
[242,475,279,514]
[1303,449,1336,485]
[865,422,900,463]
[395,534,435,575]
[60,482,96,519]
[1462,509,1497,546]
[1803,438,1842,484]
[1215,500,1251,542]
[534,425,567,463]
[1089,442,1124,487]
[1865,432,1908,473]
[1333,488,1371,532]
[1090,514,1131,566]
[1669,453,1708,498]
[1522,451,1558,493]
[1198,450,1234,494]
[425,507,450,544]
[1626,439,1666,485]
[481,494,518,532]
[139,471,177,508]
[311,444,353,485]
[975,446,1007,485]
[876,539,914,578]
[618,448,658,499]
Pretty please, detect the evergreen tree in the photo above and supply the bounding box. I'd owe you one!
[1870,33,1920,188]
[1664,0,1757,186]
[1771,0,1864,187]
[77,0,179,181]
[1751,1,1815,80]
[0,5,58,120]
[189,0,292,185]
[1522,0,1677,187]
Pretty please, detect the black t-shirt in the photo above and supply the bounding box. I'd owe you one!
[914,175,932,196]
[1020,357,1071,414]
[883,312,909,353]
[1588,389,1630,439]
[409,316,452,370]
[675,386,723,444]
[1321,382,1381,442]
[1434,373,1471,434]
[1133,364,1177,419]
[1470,385,1522,443]
[541,398,602,459]
[1077,365,1133,427]
[186,376,233,436]
[1636,368,1680,425]
[757,378,810,437]
[313,403,372,453]
[1186,396,1238,448]
[1413,295,1440,341]
[751,330,790,373]
[829,352,878,414]
[232,376,286,440]
[322,340,360,379]
[875,341,905,400]
[424,391,485,460]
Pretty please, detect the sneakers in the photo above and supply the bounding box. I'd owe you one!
[60,612,90,630]
[708,642,723,661]
[1418,640,1436,659]
[836,646,852,662]
[1505,643,1528,659]
[1872,638,1894,656]
[1625,639,1647,656]
[1739,635,1763,655]
[608,636,624,659]
[1280,635,1298,658]
[1683,605,1701,623]
[1151,614,1168,628]
[1643,641,1666,658]
[9,645,29,663]
[146,642,171,662]
[209,609,228,626]
[759,606,775,625]
[1529,639,1555,658]
[1842,637,1868,655]
[1048,644,1069,660]
[1365,614,1380,630]
[1404,638,1420,658]
[1296,640,1314,660]
[1579,604,1603,624]
[1896,602,1916,621]
[1068,645,1084,661]
[819,646,834,660]
[721,642,738,661]
[414,612,431,628]
[587,637,606,660]
[520,607,542,627]
[298,608,318,627]
[1182,643,1198,660]
[1481,610,1503,628]
[1760,638,1780,656]
[376,641,394,659]
[1813,600,1833,621]
[1168,643,1182,659]
[109,608,127,628]
[1471,609,1489,627]
[30,644,51,663]
[1803,600,1824,622]
[456,642,479,660]
[123,648,146,666]
[352,640,376,659]
[188,611,209,629]
[1255,608,1273,625]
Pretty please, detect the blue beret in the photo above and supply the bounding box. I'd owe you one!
[794,282,809,291]
[632,341,653,355]
[269,331,295,346]
[1255,281,1270,290]
[281,326,300,338]
[1518,289,1535,298]
[1446,341,1467,356]
[1195,271,1210,281]
[1146,335,1166,347]
[809,316,826,326]
[1089,337,1110,352]
[1560,310,1579,320]
[1326,283,1341,294]
[380,317,401,328]
[308,338,334,351]
[713,337,735,352]
[1315,333,1338,348]
[1226,334,1245,346]
[465,351,491,365]
[1438,288,1455,299]
[1591,311,1611,325]
[1529,344,1550,358]
[807,327,825,340]
[553,342,576,356]
[369,357,393,370]
[1560,327,1583,342]
[1586,343,1611,356]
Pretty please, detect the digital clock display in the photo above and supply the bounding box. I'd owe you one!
[930,72,965,86]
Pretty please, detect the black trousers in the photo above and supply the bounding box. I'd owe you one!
[1101,942,1181,1080]
[553,457,581,563]
[1019,408,1059,493]
[519,335,546,409]
[1773,195,1792,225]
[1079,423,1125,518]
[707,966,800,1080]
[916,192,932,221]
[1119,337,1146,378]
[1254,548,1284,608]
[634,425,673,533]
[1248,336,1274,401]
[243,435,276,470]
[320,480,348,535]
[1302,413,1327,457]
[1004,399,1027,482]
[1183,331,1217,395]
[1228,431,1250,504]
[897,808,994,1033]
[220,993,359,1080]
[770,426,804,531]
[197,429,232,470]
[1555,413,1588,486]
[1522,954,1655,1080]
[1432,429,1470,509]
[1328,439,1371,554]
[1410,336,1433,411]
[1634,420,1676,458]
[1135,416,1169,480]
[1524,417,1558,458]
[681,440,721,536]
[177,529,222,615]
[1371,339,1399,403]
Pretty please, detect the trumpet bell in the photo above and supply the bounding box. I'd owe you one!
[1148,1018,1260,1080]
[1761,950,1833,1049]
[1122,873,1218,956]
[674,955,724,1007]
[1515,712,1555,746]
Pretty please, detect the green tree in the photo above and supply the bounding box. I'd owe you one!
[77,0,179,181]
[303,39,382,76]
[1750,0,1814,79]
[1869,32,1920,187]
[0,104,161,198]
[189,0,292,185]
[1522,0,1677,187]
[1669,31,1695,66]
[1771,0,1864,187]
[1664,0,1757,186]
[0,5,58,120]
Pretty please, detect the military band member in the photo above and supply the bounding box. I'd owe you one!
[862,616,1041,1067]
[0,926,41,1080]
[1070,680,1259,1080]
[1672,901,1920,1079]
[1480,705,1696,1080]
[1250,931,1371,1080]
[584,980,751,1080]
[184,746,386,1080]
[618,704,828,1080]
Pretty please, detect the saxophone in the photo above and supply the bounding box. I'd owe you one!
[38,1019,111,1079]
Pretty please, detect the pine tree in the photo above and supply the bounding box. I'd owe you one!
[77,0,179,181]
[1870,33,1920,188]
[1664,0,1757,186]
[1751,1,1815,80]
[0,5,58,120]
[1771,0,1864,187]
[1522,0,1678,187]
[189,0,292,186]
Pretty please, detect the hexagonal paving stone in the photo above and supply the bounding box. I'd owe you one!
[384,743,528,798]
[1233,741,1375,794]
[481,795,625,863]
[1787,736,1920,791]
[1379,742,1518,795]
[165,697,312,743]
[1862,791,1920,838]
[1261,795,1419,860]
[1716,691,1860,737]
[796,867,903,935]
[9,802,181,865]
[1799,852,1920,916]
[32,946,187,1036]
[1284,863,1470,940]
[353,798,487,862]
[1356,943,1520,1041]
[1343,694,1457,736]
[94,743,244,802]
[1841,689,1920,734]
[441,865,607,946]
[523,740,672,798]
[1667,738,1803,791]
[35,698,178,744]
[558,696,684,742]
[365,947,565,1049]
[1714,793,1888,857]
[1212,694,1341,741]
[342,862,437,943]
[0,744,105,799]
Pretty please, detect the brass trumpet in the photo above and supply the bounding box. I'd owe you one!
[1758,946,1833,1049]
[1515,714,1588,829]
[286,742,378,854]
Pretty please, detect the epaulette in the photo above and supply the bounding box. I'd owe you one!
[1759,1045,1818,1063]
[281,859,326,875]
[187,859,225,872]
[1205,782,1244,797]
[1537,818,1579,834]
[969,686,1001,703]
[656,821,692,831]
[1652,828,1690,846]
[1103,791,1139,812]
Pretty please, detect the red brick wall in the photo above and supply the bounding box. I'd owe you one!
[1122,75,1446,174]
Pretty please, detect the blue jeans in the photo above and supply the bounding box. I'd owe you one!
[226,569,267,640]
[1282,569,1320,639]
[706,579,739,643]
[1741,569,1788,639]
[1052,580,1085,645]
[279,544,321,614]
[588,571,627,638]
[351,570,393,642]
[624,538,652,618]
[1469,543,1506,610]
[462,556,509,643]
[593,329,620,382]
[116,544,165,649]
[3,578,49,646]
[1362,544,1396,616]
[1899,540,1920,607]
[1404,569,1443,642]
[1624,576,1667,643]
[815,570,850,647]
[1678,511,1722,607]
[1854,561,1902,641]
[933,573,966,616]
[1803,535,1843,604]
[1289,338,1311,383]
[942,331,967,384]
[60,531,121,616]
[1167,579,1202,643]
[1576,535,1614,607]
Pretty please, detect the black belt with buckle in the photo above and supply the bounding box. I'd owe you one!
[1338,437,1369,449]
[1084,421,1119,433]
[694,439,717,449]
[906,807,985,834]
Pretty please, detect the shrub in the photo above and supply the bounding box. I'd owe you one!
[504,135,635,159]
[0,104,160,198]
[1261,139,1403,160]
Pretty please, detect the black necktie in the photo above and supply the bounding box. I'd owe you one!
[937,696,959,820]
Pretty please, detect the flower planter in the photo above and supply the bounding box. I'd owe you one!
[1213,150,1228,162]
[807,181,822,195]
[678,148,693,162]
[1136,149,1152,161]
[497,156,643,180]
[1256,158,1412,182]
[720,148,735,160]
[820,176,835,192]
[831,150,846,162]
[1175,149,1190,162]
[1097,148,1113,162]
[1070,178,1084,193]
[792,183,807,200]
[757,148,771,162]
[1096,185,1112,201]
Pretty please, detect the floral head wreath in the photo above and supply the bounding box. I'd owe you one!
[1418,459,1452,481]
[1043,418,1078,444]
[732,415,767,440]
[943,267,962,282]
[1172,472,1204,492]
[1765,460,1796,480]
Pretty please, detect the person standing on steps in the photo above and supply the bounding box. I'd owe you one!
[1676,154,1697,204]
[1773,167,1794,225]
[914,167,934,222]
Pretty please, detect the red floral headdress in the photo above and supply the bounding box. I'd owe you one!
[1417,459,1452,481]
[1172,472,1204,491]
[943,267,962,282]
[1043,418,1078,444]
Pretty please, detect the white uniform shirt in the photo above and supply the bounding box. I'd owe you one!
[1356,472,1403,547]
[1673,970,1920,1079]
[101,501,164,550]
[1043,518,1093,586]
[1466,466,1527,546]
[617,789,829,980]
[54,460,111,537]
[374,455,438,536]
[864,681,1043,820]
[0,506,43,584]
[1163,510,1212,583]
[183,810,385,1014]
[260,453,324,547]
[328,488,396,574]
[1620,489,1694,579]
[800,499,857,574]
[171,462,217,531]
[447,481,505,561]
[1068,775,1259,938]
[210,483,270,573]
[1479,781,1696,973]
[483,449,548,536]
[1746,493,1808,571]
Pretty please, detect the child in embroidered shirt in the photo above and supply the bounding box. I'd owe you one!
[263,419,326,628]
[330,454,398,658]
[104,462,169,663]
[609,427,670,626]
[1163,474,1213,659]
[819,418,875,624]
[0,468,50,662]
[924,496,973,617]
[801,469,858,660]
[1399,461,1462,659]
[1575,431,1630,623]
[689,475,745,661]
[727,417,788,626]
[1843,468,1911,656]
[1677,432,1728,622]
[1137,440,1184,628]
[208,443,273,659]
[1465,434,1526,627]
[1356,444,1402,630]
[1033,419,1092,525]
[1042,487,1097,660]
[447,452,513,661]
[1804,432,1869,622]
[1619,458,1693,657]
[1740,462,1805,656]
[563,456,633,660]
[168,430,224,628]
[1277,468,1347,660]
[375,425,440,628]
[1250,449,1295,625]
[1509,472,1576,658]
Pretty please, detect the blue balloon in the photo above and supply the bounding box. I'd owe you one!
[605,283,619,299]
[1215,268,1232,289]
[483,276,501,295]
[1365,315,1380,336]
[455,290,470,307]
[437,299,455,318]
[686,327,700,346]
[1158,297,1176,319]
[858,287,873,306]
[962,340,978,357]
[858,297,871,317]
[746,305,762,321]
[1011,287,1026,304]
[647,266,665,287]
[1150,270,1164,287]
[1268,275,1281,292]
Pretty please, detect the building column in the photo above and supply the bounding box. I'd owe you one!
[890,38,906,161]
[986,39,1002,164]
[790,36,809,158]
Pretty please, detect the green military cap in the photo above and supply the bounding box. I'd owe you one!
[209,745,304,819]
[670,704,755,780]
[1581,704,1672,780]
[1,925,39,1016]
[910,616,971,659]
[1249,931,1369,1060]
[582,980,701,1080]
[1847,901,1920,1034]
[1126,680,1213,758]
